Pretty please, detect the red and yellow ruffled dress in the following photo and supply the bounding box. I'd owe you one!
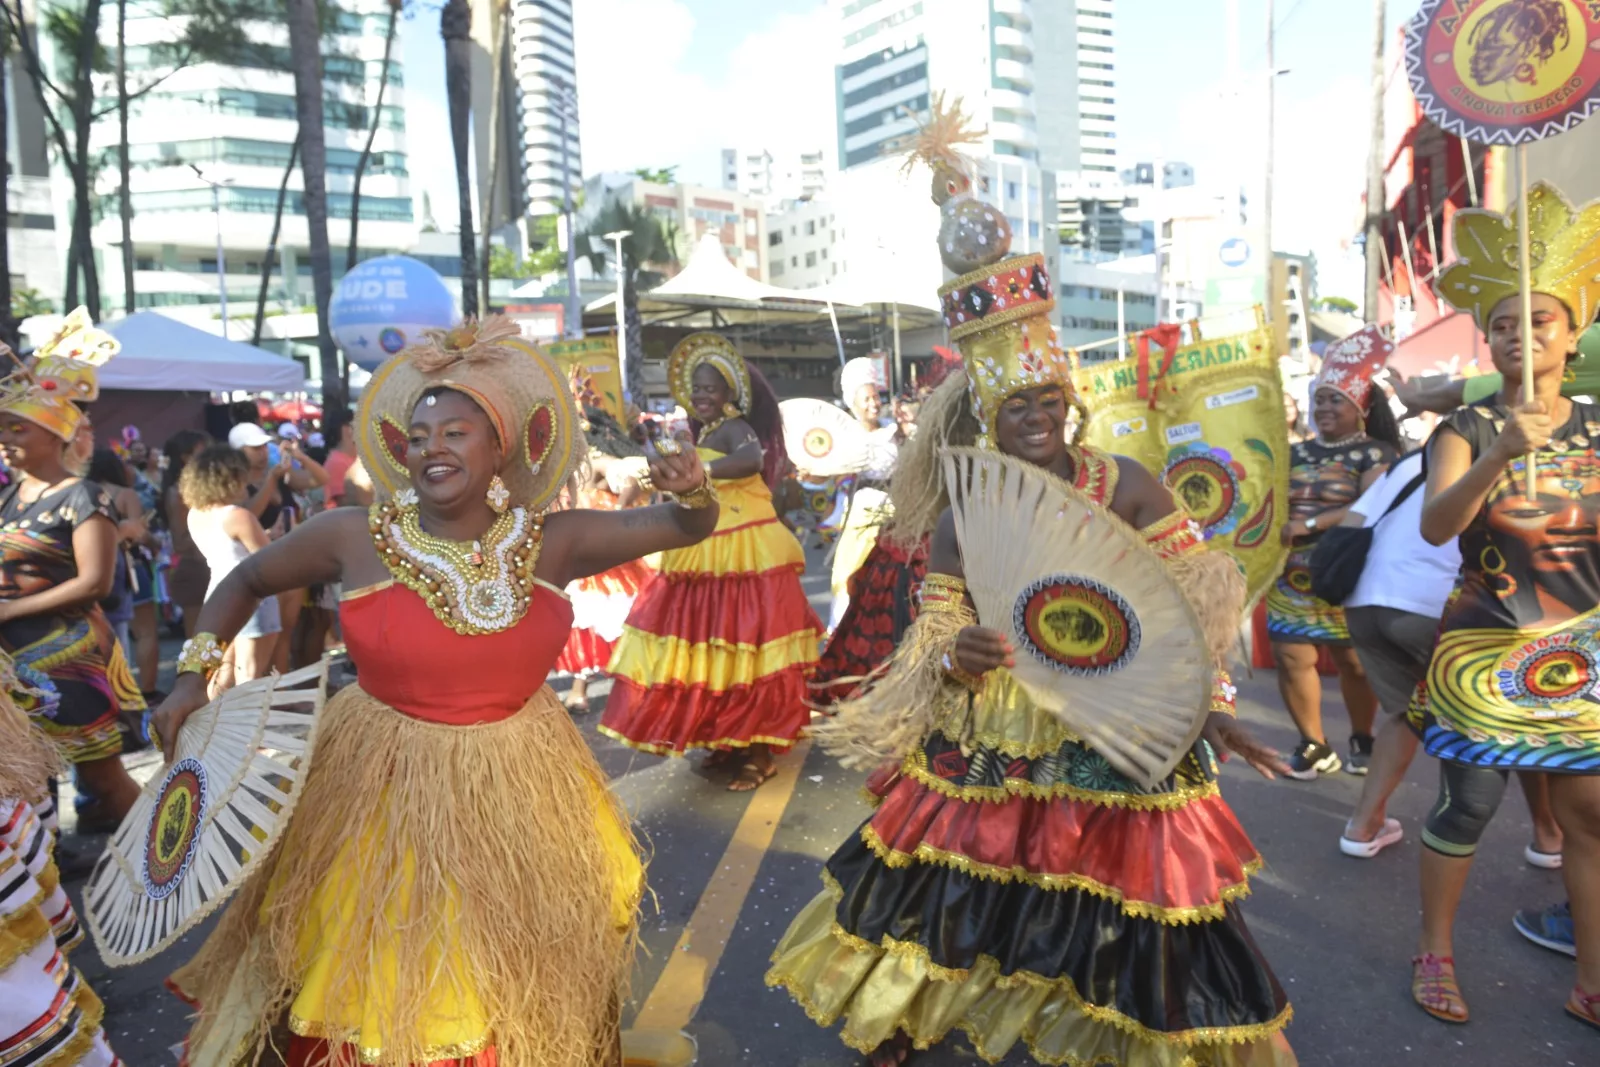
[1,796,121,1066]
[769,449,1294,1066]
[601,448,823,754]
[811,532,930,706]
[555,484,654,678]
[171,572,643,1067]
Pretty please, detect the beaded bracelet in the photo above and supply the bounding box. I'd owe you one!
[177,633,227,678]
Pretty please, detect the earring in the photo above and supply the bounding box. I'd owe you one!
[722,402,740,419]
[486,475,510,513]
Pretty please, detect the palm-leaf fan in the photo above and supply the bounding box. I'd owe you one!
[941,447,1214,787]
[85,660,330,966]
[779,398,872,477]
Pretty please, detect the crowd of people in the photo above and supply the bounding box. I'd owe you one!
[0,134,1596,1067]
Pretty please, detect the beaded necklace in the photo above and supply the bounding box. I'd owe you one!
[369,501,544,635]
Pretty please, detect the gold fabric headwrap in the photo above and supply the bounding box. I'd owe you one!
[667,332,751,415]
[0,307,120,441]
[355,314,581,513]
[1435,181,1600,333]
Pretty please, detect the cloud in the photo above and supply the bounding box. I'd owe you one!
[574,0,836,184]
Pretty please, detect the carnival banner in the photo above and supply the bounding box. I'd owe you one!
[549,334,627,429]
[1074,327,1290,606]
[1405,0,1600,146]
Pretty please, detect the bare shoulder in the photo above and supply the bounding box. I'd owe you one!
[928,506,963,576]
[1108,453,1175,528]
[703,416,758,453]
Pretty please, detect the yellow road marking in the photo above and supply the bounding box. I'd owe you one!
[630,740,812,1032]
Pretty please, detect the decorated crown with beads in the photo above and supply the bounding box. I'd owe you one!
[908,96,1076,447]
[1435,181,1600,334]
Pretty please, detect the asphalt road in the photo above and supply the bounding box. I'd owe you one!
[64,549,1594,1066]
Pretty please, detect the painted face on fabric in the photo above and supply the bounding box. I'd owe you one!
[1487,458,1600,589]
[406,390,500,513]
[1312,386,1362,440]
[690,363,732,422]
[994,385,1069,468]
[0,416,61,476]
[1487,292,1579,385]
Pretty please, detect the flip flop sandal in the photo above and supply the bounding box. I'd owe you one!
[1340,817,1404,858]
[1412,954,1469,1024]
[1567,985,1600,1032]
[728,760,777,792]
[1524,844,1563,869]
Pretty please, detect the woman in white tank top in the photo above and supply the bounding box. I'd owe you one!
[179,445,281,683]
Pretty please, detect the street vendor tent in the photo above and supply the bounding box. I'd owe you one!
[102,312,306,392]
[89,313,309,448]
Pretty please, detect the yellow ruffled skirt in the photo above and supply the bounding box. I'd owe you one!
[171,685,643,1067]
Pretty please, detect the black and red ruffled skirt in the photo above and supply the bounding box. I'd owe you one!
[767,688,1294,1066]
[812,533,929,706]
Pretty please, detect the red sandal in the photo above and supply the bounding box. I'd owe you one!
[1567,984,1600,1032]
[1411,953,1469,1024]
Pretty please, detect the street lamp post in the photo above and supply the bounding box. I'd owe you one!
[604,229,633,401]
[191,164,233,338]
[552,80,582,341]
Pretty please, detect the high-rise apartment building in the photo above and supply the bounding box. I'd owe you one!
[508,0,580,216]
[833,0,1116,174]
[90,0,415,318]
[721,147,828,203]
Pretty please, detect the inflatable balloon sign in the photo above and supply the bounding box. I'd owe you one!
[328,255,456,370]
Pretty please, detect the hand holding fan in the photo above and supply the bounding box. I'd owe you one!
[780,398,870,477]
[85,660,329,966]
[941,446,1214,787]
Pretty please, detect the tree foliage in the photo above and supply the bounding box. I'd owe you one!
[631,166,678,186]
[1315,296,1359,314]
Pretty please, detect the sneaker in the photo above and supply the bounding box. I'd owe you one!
[1514,902,1577,958]
[1344,734,1373,776]
[1286,738,1342,780]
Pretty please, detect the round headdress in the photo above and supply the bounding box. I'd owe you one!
[906,96,1076,448]
[838,357,883,406]
[355,315,581,513]
[0,306,120,441]
[1435,181,1600,333]
[667,332,751,415]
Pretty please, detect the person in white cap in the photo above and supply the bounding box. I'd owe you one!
[226,421,327,672]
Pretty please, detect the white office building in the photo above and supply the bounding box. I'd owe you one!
[87,0,416,325]
[508,0,580,216]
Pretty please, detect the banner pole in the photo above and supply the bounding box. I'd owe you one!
[1516,142,1535,500]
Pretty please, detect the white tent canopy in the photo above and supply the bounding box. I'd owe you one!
[101,312,307,393]
[651,233,800,302]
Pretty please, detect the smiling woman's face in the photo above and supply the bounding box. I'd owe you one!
[690,363,732,422]
[993,385,1068,467]
[406,389,500,512]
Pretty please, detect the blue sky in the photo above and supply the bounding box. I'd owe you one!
[403,0,1423,300]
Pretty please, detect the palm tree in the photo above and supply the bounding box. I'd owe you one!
[253,135,300,346]
[442,0,478,318]
[580,199,679,402]
[287,0,344,413]
[347,0,402,271]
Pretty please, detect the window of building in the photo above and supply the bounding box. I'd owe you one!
[840,60,929,109]
[1081,111,1115,121]
[805,220,816,236]
[1079,44,1113,53]
[771,261,785,277]
[769,231,783,246]
[1084,130,1115,138]
[842,1,924,48]
[791,255,798,267]
[805,251,817,267]
[820,247,828,259]
[1006,180,1019,200]
[1029,221,1040,238]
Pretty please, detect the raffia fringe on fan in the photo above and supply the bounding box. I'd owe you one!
[940,447,1214,788]
[85,659,329,968]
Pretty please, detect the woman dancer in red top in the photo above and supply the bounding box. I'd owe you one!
[153,317,718,1067]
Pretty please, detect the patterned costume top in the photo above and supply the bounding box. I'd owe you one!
[0,479,141,763]
[1410,400,1600,773]
[1265,435,1396,645]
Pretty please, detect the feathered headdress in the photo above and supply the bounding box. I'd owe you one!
[896,91,985,177]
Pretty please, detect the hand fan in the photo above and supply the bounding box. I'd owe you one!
[780,398,870,477]
[84,659,329,966]
[941,446,1214,787]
